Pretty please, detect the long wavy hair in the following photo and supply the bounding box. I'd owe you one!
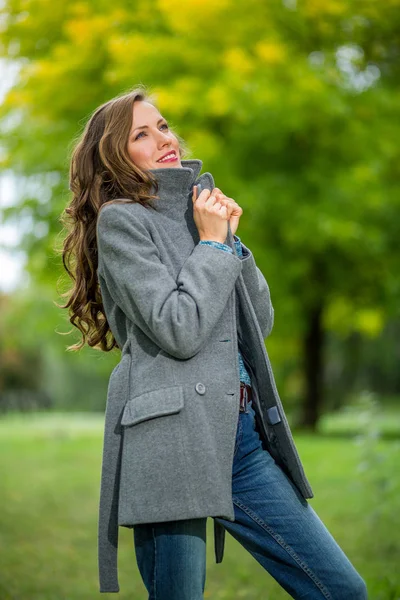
[57,84,190,352]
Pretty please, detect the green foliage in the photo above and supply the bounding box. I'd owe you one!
[1,0,400,405]
[0,286,118,411]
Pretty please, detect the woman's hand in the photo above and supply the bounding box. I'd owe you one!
[212,188,243,237]
[192,186,231,244]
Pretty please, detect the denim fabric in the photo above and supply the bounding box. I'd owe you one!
[133,400,368,600]
[198,240,233,253]
[198,234,243,257]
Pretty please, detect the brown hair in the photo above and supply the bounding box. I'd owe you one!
[56,84,190,352]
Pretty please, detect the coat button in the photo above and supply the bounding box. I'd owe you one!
[195,382,206,395]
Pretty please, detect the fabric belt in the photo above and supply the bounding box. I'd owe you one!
[239,382,252,412]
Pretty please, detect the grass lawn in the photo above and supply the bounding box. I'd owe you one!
[0,411,399,599]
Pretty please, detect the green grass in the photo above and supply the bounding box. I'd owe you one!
[0,411,399,599]
[317,395,400,439]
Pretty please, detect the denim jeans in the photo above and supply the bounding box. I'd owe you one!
[133,399,368,599]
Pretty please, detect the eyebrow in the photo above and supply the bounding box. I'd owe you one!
[131,118,165,135]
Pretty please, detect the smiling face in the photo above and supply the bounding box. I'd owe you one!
[127,100,182,170]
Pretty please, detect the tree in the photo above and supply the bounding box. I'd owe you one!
[1,0,399,426]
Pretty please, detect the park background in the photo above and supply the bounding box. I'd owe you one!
[0,0,399,598]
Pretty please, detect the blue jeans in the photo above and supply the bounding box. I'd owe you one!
[133,399,368,599]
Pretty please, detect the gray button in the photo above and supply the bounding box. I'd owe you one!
[266,406,281,425]
[195,382,206,395]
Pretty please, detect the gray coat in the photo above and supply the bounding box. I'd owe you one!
[96,159,314,593]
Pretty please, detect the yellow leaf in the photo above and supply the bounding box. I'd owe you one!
[157,0,231,33]
[152,77,203,118]
[304,0,347,18]
[205,84,232,116]
[355,309,384,337]
[222,47,254,77]
[255,40,287,65]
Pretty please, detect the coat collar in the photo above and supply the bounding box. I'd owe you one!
[147,158,235,249]
[147,159,205,220]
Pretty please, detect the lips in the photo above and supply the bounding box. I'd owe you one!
[157,150,177,162]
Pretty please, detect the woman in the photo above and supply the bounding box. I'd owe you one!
[61,85,368,599]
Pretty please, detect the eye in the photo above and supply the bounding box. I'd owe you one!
[134,122,169,141]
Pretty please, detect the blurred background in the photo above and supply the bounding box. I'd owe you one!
[0,0,399,598]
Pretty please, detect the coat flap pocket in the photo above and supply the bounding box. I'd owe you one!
[121,385,184,427]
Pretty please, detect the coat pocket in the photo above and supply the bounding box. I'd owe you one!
[121,385,184,426]
[118,384,189,526]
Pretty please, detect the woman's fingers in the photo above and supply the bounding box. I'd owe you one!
[212,188,241,214]
[210,200,230,219]
[193,185,241,222]
[217,196,242,216]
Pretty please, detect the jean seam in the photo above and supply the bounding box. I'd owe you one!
[232,497,333,600]
[234,417,243,458]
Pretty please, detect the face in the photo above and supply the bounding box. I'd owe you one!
[127,101,182,170]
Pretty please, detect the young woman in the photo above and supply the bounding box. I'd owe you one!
[61,85,368,599]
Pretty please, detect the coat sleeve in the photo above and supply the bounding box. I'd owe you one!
[96,203,243,359]
[233,235,274,339]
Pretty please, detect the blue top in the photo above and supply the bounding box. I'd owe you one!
[198,235,251,387]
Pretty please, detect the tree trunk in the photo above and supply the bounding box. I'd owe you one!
[299,302,324,431]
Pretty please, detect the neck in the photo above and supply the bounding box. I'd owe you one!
[147,159,203,220]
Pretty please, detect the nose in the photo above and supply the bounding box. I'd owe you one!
[156,129,171,146]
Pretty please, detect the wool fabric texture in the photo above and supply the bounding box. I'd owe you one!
[95,159,314,593]
[199,236,252,386]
